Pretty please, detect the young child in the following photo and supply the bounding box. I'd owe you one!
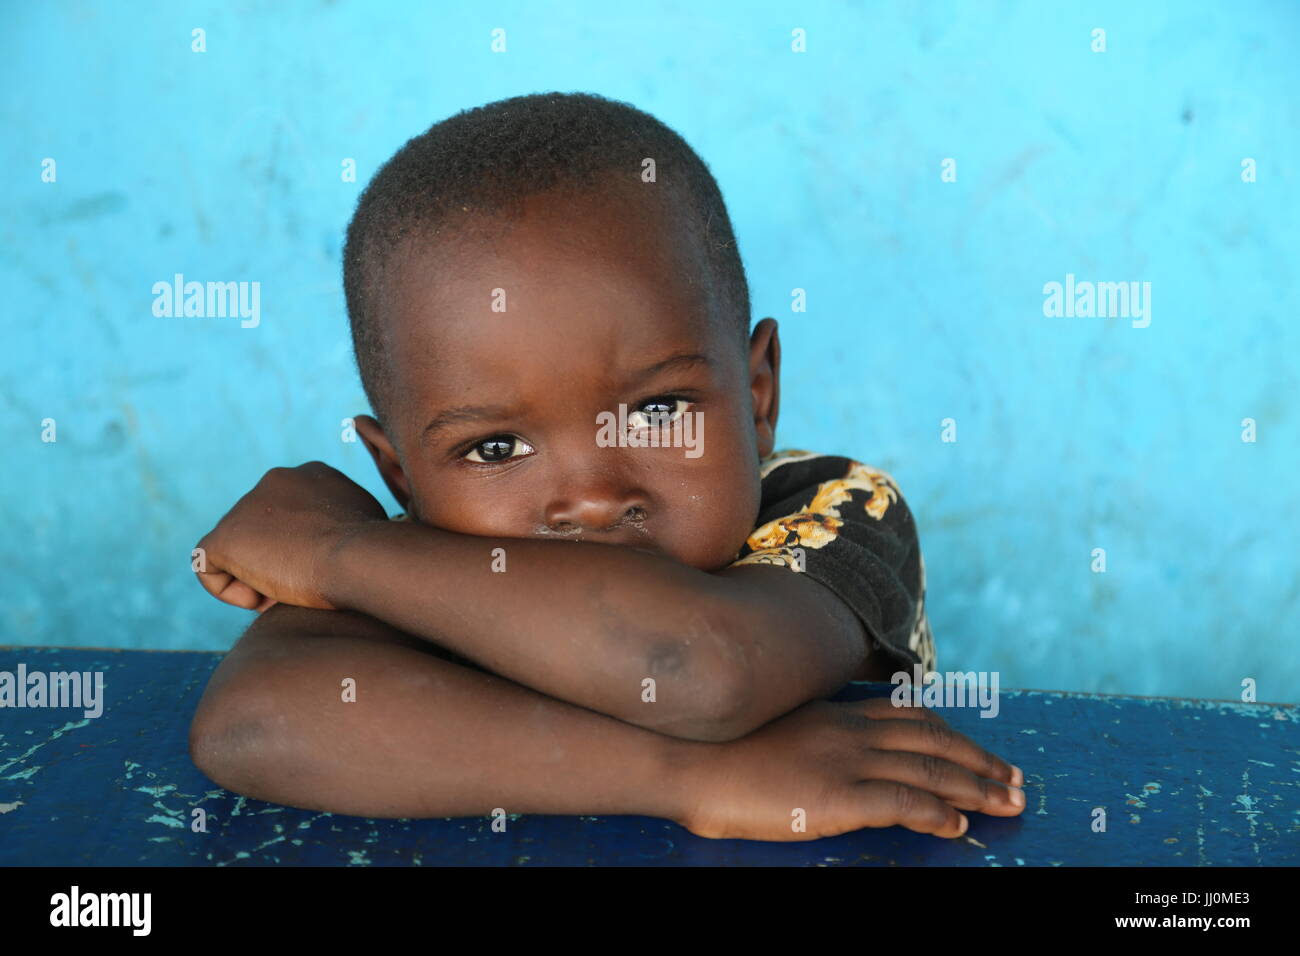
[189,92,1025,842]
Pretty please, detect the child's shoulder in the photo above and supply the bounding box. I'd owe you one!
[757,449,908,517]
[743,448,935,676]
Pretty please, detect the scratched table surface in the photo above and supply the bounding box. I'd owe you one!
[1,646,1296,866]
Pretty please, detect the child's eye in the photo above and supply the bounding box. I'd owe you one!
[463,435,535,464]
[627,396,691,430]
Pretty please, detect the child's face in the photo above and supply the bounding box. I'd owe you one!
[355,182,780,571]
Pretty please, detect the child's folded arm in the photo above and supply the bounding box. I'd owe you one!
[319,519,871,742]
[190,603,1022,840]
[188,603,700,819]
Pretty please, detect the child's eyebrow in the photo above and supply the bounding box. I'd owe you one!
[421,404,516,446]
[626,352,712,387]
[419,354,711,446]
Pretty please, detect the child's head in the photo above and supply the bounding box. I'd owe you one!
[343,92,780,571]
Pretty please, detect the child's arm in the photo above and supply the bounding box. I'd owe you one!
[190,603,692,821]
[322,520,871,742]
[189,603,1025,838]
[195,463,874,742]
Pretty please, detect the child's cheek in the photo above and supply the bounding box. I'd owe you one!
[669,475,763,572]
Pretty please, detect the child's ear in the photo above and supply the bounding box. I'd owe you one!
[354,414,413,512]
[748,317,781,459]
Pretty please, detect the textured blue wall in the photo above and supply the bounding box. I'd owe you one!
[3,1,1297,702]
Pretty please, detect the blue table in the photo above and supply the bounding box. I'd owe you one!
[2,646,1296,866]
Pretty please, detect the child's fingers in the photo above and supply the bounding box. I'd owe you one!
[850,699,1025,786]
[216,578,265,610]
[854,699,1025,783]
[859,748,1025,817]
[194,569,233,601]
[853,780,969,839]
[195,569,264,610]
[855,696,948,723]
[254,596,278,613]
[863,715,1022,791]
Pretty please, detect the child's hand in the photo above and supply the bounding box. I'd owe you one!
[194,462,388,611]
[676,697,1024,841]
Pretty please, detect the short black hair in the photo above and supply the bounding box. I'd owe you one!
[342,91,751,427]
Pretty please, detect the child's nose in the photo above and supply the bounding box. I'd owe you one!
[542,475,651,534]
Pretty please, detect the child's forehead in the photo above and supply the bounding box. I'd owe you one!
[391,249,720,385]
[449,181,704,282]
[378,203,741,423]
[386,185,718,350]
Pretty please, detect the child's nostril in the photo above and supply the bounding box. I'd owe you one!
[535,520,583,536]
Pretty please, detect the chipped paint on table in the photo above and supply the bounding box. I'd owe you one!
[0,647,1296,865]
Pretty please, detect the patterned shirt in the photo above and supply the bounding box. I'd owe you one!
[729,449,936,678]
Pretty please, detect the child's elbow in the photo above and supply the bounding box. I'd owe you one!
[188,692,276,796]
[668,714,753,744]
[187,720,233,789]
[659,639,828,743]
[650,653,763,743]
[680,691,771,743]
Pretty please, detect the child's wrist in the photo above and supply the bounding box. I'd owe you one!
[316,518,392,611]
[655,736,719,827]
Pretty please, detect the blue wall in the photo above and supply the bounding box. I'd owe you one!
[3,1,1297,702]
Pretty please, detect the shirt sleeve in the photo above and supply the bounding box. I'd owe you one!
[728,452,936,677]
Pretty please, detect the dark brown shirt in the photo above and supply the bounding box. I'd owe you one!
[728,449,936,678]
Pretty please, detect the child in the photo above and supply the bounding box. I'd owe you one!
[189,92,1025,842]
